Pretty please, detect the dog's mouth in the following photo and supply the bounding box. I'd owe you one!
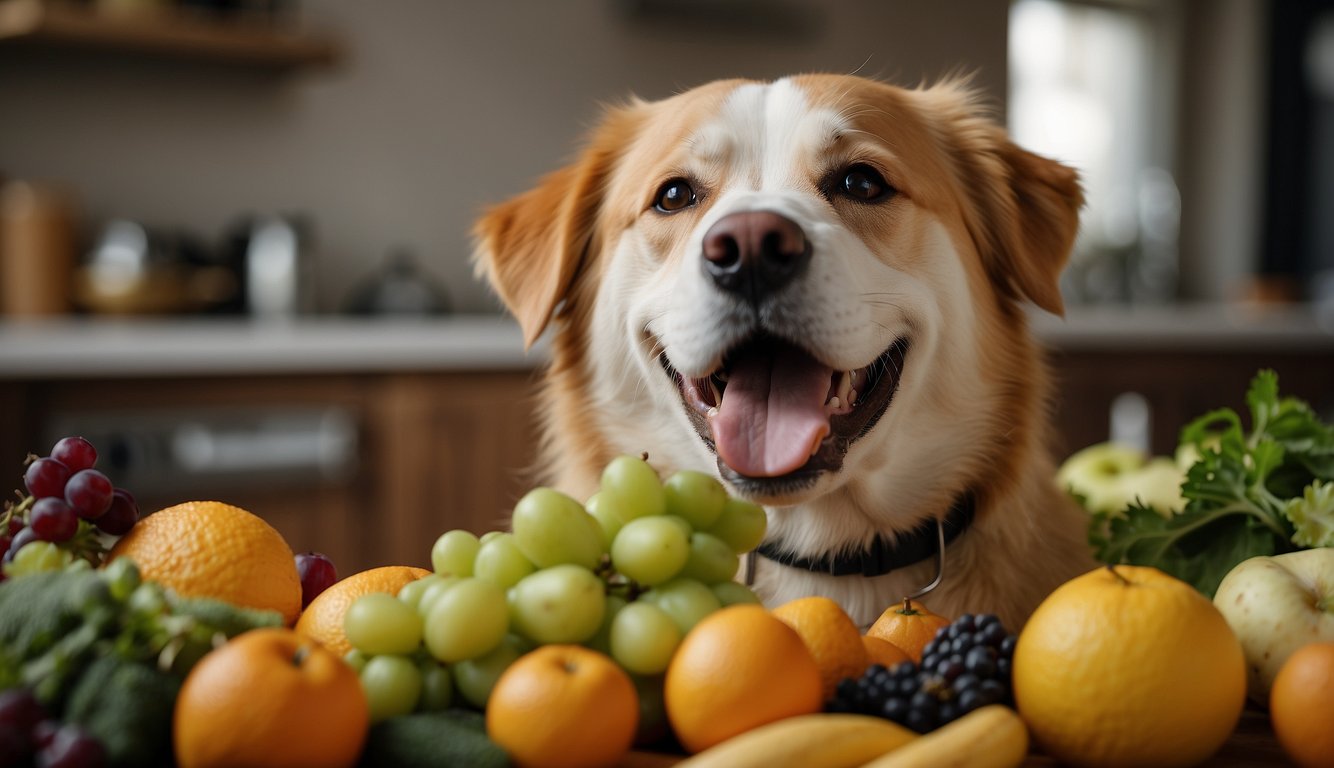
[660,333,909,492]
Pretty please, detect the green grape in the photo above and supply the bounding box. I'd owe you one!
[707,498,768,553]
[600,454,666,523]
[431,529,481,577]
[473,532,536,589]
[397,574,441,610]
[360,654,422,722]
[511,488,605,570]
[480,530,505,544]
[101,557,141,602]
[418,658,454,711]
[414,575,462,617]
[587,593,628,655]
[641,577,722,634]
[661,515,694,538]
[422,577,509,662]
[664,469,728,529]
[610,601,682,675]
[3,541,73,578]
[680,531,740,583]
[586,493,622,548]
[509,564,606,644]
[343,649,368,673]
[711,580,762,606]
[345,593,424,656]
[452,634,526,709]
[610,517,689,586]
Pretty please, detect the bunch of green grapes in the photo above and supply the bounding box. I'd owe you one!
[342,454,767,721]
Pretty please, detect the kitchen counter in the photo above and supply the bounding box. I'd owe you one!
[0,303,1332,380]
[0,314,543,379]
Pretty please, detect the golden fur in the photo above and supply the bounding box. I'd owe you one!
[473,74,1097,629]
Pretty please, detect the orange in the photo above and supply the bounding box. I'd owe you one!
[865,598,950,662]
[771,595,869,699]
[1269,641,1334,768]
[486,645,637,768]
[1012,565,1245,768]
[294,565,432,657]
[174,627,368,768]
[107,501,302,625]
[862,635,911,670]
[664,604,822,753]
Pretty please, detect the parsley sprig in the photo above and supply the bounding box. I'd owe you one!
[1091,370,1334,597]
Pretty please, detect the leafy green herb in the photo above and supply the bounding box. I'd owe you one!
[1090,370,1334,597]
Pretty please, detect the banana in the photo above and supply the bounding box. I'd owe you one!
[675,713,917,768]
[857,705,1029,768]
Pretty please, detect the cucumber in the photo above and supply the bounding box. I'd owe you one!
[357,708,510,768]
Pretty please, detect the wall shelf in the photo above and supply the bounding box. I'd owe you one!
[0,0,341,71]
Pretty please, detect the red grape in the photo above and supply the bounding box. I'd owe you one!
[0,722,30,762]
[4,528,37,563]
[50,437,97,473]
[94,489,139,537]
[35,723,105,768]
[32,719,58,750]
[30,499,78,543]
[64,470,113,520]
[23,459,71,500]
[0,688,45,732]
[295,552,338,608]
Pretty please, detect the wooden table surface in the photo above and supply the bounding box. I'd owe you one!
[1019,711,1289,767]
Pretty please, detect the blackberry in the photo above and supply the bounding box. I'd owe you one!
[824,611,1019,734]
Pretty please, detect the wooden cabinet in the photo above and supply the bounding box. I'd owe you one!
[0,370,541,574]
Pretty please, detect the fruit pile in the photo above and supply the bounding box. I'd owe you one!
[4,437,139,578]
[332,453,767,721]
[4,432,1333,768]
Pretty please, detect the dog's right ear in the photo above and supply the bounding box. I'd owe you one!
[472,104,644,348]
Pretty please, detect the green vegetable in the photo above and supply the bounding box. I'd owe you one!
[170,595,284,638]
[1091,370,1334,596]
[357,709,511,768]
[0,568,101,659]
[0,557,290,758]
[64,655,180,768]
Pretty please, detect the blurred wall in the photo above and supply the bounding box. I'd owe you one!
[0,0,1011,313]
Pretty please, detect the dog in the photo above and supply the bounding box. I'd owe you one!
[472,74,1098,630]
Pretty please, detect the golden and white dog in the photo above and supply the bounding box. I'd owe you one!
[473,74,1097,629]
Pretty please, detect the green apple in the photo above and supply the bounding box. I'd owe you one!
[1056,442,1148,515]
[1057,442,1185,516]
[1212,547,1334,705]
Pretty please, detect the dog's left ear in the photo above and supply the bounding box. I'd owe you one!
[951,116,1084,316]
[472,103,644,347]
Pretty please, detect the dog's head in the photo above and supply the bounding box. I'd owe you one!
[474,74,1081,528]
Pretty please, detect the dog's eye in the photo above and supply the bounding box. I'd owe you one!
[839,165,893,202]
[654,179,696,213]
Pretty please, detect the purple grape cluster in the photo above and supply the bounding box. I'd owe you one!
[826,612,1017,733]
[0,688,106,768]
[3,437,139,572]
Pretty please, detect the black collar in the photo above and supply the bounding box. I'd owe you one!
[754,493,976,577]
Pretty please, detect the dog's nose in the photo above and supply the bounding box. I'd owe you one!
[701,211,810,302]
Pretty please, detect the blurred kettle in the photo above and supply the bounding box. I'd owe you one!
[239,215,316,318]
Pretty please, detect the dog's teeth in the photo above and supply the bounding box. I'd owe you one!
[827,396,841,410]
[834,371,854,406]
[706,406,719,419]
[849,389,858,406]
[708,378,723,405]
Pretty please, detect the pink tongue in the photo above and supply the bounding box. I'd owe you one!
[709,345,833,477]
